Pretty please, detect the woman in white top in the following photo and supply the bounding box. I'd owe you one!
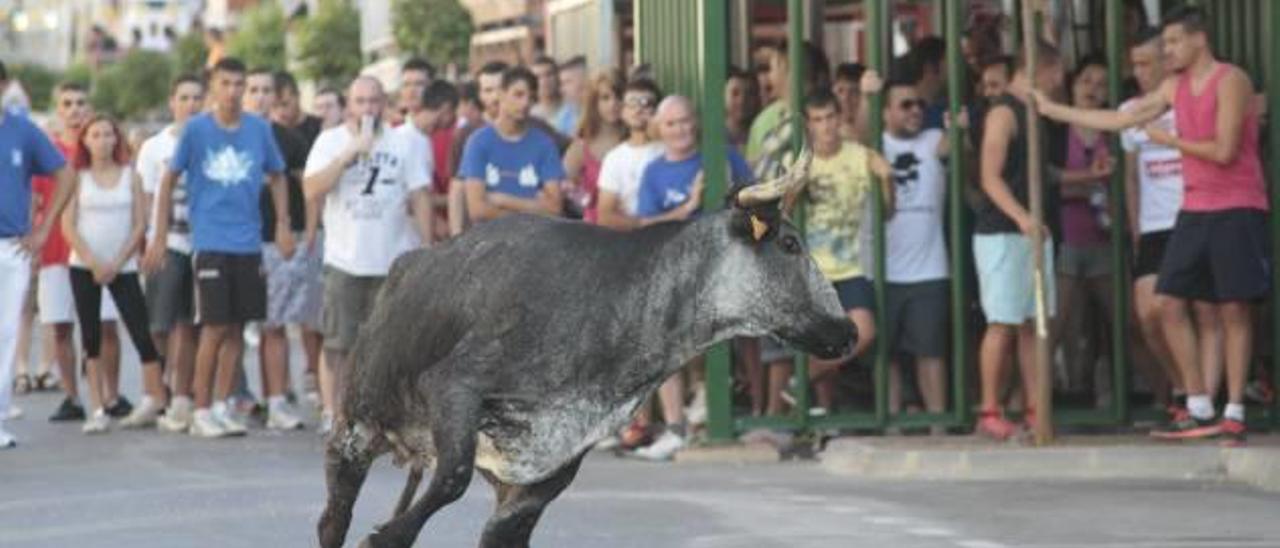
[62,116,165,434]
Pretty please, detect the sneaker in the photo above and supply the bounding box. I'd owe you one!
[120,397,163,429]
[976,411,1017,441]
[157,400,193,433]
[189,410,228,438]
[685,384,708,427]
[631,431,686,461]
[5,405,23,420]
[49,397,86,422]
[1215,418,1247,447]
[105,396,133,419]
[214,406,248,436]
[1150,415,1221,440]
[317,411,334,437]
[267,404,304,431]
[0,425,16,449]
[81,409,111,434]
[619,422,652,450]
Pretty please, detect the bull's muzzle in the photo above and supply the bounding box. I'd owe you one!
[779,317,857,360]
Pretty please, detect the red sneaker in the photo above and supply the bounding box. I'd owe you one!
[619,421,652,450]
[1216,418,1247,447]
[976,410,1017,441]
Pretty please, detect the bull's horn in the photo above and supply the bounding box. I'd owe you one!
[737,147,812,206]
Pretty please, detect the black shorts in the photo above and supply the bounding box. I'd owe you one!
[833,276,875,312]
[885,280,949,359]
[1156,209,1271,302]
[1133,230,1171,279]
[193,251,266,325]
[145,249,194,332]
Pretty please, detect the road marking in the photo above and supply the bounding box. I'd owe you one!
[908,526,956,537]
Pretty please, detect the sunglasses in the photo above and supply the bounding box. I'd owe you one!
[624,96,656,109]
[897,99,926,111]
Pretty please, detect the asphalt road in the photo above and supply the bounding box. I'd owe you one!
[3,337,1280,547]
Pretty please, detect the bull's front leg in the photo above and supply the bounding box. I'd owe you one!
[318,420,379,548]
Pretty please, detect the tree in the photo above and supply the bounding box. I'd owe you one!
[392,0,473,67]
[91,50,173,119]
[172,30,209,76]
[227,2,287,71]
[295,0,363,87]
[8,64,62,112]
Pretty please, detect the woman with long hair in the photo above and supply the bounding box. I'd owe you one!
[563,69,626,223]
[62,115,166,433]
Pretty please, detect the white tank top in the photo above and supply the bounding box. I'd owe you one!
[69,167,137,273]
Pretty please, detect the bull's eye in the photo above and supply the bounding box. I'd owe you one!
[781,234,802,254]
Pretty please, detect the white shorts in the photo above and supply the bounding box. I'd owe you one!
[38,265,119,324]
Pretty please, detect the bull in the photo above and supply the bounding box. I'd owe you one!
[317,151,856,547]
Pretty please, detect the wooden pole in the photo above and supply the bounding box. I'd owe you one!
[1019,0,1053,445]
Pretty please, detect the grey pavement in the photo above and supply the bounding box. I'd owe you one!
[3,336,1280,547]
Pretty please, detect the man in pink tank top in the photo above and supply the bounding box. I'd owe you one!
[1032,6,1266,445]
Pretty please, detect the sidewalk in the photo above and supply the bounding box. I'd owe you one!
[817,434,1280,492]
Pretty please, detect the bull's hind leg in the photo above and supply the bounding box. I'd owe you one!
[360,393,480,548]
[478,452,588,548]
[391,465,424,518]
[318,421,382,548]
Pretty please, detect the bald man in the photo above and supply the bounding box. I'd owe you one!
[629,95,753,461]
[303,76,434,433]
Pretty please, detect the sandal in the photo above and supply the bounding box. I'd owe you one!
[12,374,32,395]
[34,371,60,392]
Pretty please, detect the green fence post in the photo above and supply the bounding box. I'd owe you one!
[785,0,815,431]
[867,0,889,427]
[1106,0,1130,426]
[944,0,969,428]
[1268,0,1280,430]
[700,0,734,443]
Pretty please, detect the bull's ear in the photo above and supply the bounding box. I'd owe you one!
[730,205,780,243]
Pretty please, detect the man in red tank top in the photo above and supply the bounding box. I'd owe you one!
[1032,6,1265,445]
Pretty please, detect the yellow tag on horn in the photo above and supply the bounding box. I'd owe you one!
[750,214,770,241]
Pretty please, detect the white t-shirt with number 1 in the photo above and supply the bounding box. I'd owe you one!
[305,123,431,276]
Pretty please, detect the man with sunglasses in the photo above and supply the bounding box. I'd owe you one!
[33,82,128,424]
[872,76,955,429]
[596,78,665,230]
[0,62,78,448]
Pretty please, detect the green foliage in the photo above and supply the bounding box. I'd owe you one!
[172,30,209,76]
[90,50,173,119]
[7,64,62,112]
[295,0,363,87]
[392,0,473,67]
[226,2,287,71]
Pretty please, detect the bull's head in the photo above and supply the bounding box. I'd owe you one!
[710,149,857,360]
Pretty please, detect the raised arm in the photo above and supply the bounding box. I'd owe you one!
[1036,79,1173,132]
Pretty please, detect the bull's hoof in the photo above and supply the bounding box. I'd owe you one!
[358,528,412,548]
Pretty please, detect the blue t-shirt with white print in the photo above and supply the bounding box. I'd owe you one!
[169,112,284,253]
[458,125,565,199]
[635,150,752,218]
[0,111,65,236]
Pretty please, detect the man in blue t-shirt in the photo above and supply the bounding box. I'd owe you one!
[635,96,752,224]
[629,95,752,462]
[152,57,294,439]
[460,66,565,223]
[0,61,77,449]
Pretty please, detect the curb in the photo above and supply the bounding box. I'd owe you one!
[819,438,1280,491]
[675,442,782,464]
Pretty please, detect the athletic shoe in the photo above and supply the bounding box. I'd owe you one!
[631,431,686,461]
[105,396,133,419]
[49,397,86,422]
[1215,418,1247,447]
[5,405,23,420]
[214,406,248,436]
[267,404,304,431]
[1150,415,1221,440]
[120,397,163,429]
[189,410,228,438]
[81,409,111,434]
[619,422,652,450]
[317,411,334,437]
[158,398,193,433]
[976,411,1017,441]
[0,425,16,449]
